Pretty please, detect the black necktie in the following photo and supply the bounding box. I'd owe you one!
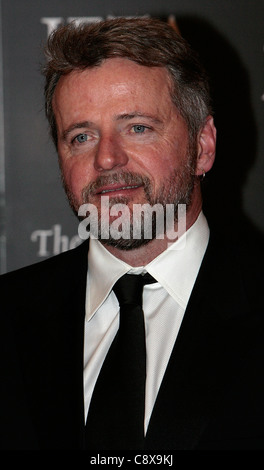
[85,273,156,450]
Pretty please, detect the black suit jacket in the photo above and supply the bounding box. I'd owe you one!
[1,225,264,450]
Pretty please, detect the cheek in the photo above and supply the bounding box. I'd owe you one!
[60,158,94,197]
[138,141,185,178]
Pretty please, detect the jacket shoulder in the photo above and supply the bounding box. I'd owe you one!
[0,240,89,320]
[0,240,89,286]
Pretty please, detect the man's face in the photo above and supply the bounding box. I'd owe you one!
[53,58,197,247]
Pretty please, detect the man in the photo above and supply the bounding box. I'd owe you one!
[1,17,264,450]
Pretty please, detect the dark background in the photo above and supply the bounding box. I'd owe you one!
[0,0,263,273]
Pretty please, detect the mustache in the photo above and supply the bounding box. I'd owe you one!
[81,170,151,201]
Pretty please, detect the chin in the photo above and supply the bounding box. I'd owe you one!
[100,236,153,251]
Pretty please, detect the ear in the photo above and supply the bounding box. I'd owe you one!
[196,116,216,177]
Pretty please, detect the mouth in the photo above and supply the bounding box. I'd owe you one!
[95,183,143,196]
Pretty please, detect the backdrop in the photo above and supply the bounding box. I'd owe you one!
[0,0,263,273]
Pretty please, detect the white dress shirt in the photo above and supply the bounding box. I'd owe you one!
[83,211,209,432]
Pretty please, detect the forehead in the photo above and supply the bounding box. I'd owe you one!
[53,58,174,115]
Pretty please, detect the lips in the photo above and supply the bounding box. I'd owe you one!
[95,184,143,195]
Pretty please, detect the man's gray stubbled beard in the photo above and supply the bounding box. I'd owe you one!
[62,153,196,250]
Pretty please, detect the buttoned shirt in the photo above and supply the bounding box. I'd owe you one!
[83,211,209,431]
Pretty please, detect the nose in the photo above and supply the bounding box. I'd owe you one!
[94,135,128,172]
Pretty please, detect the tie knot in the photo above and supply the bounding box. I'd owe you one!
[113,273,156,307]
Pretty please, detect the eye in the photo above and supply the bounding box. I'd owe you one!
[132,125,147,134]
[75,133,88,143]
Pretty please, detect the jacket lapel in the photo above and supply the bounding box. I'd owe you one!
[14,241,89,449]
[145,231,259,449]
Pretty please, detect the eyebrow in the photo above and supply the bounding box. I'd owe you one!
[61,121,93,142]
[114,112,163,125]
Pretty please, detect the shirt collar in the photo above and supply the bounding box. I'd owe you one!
[145,211,209,308]
[86,237,133,321]
[86,211,209,321]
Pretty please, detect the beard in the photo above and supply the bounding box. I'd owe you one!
[62,147,197,250]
